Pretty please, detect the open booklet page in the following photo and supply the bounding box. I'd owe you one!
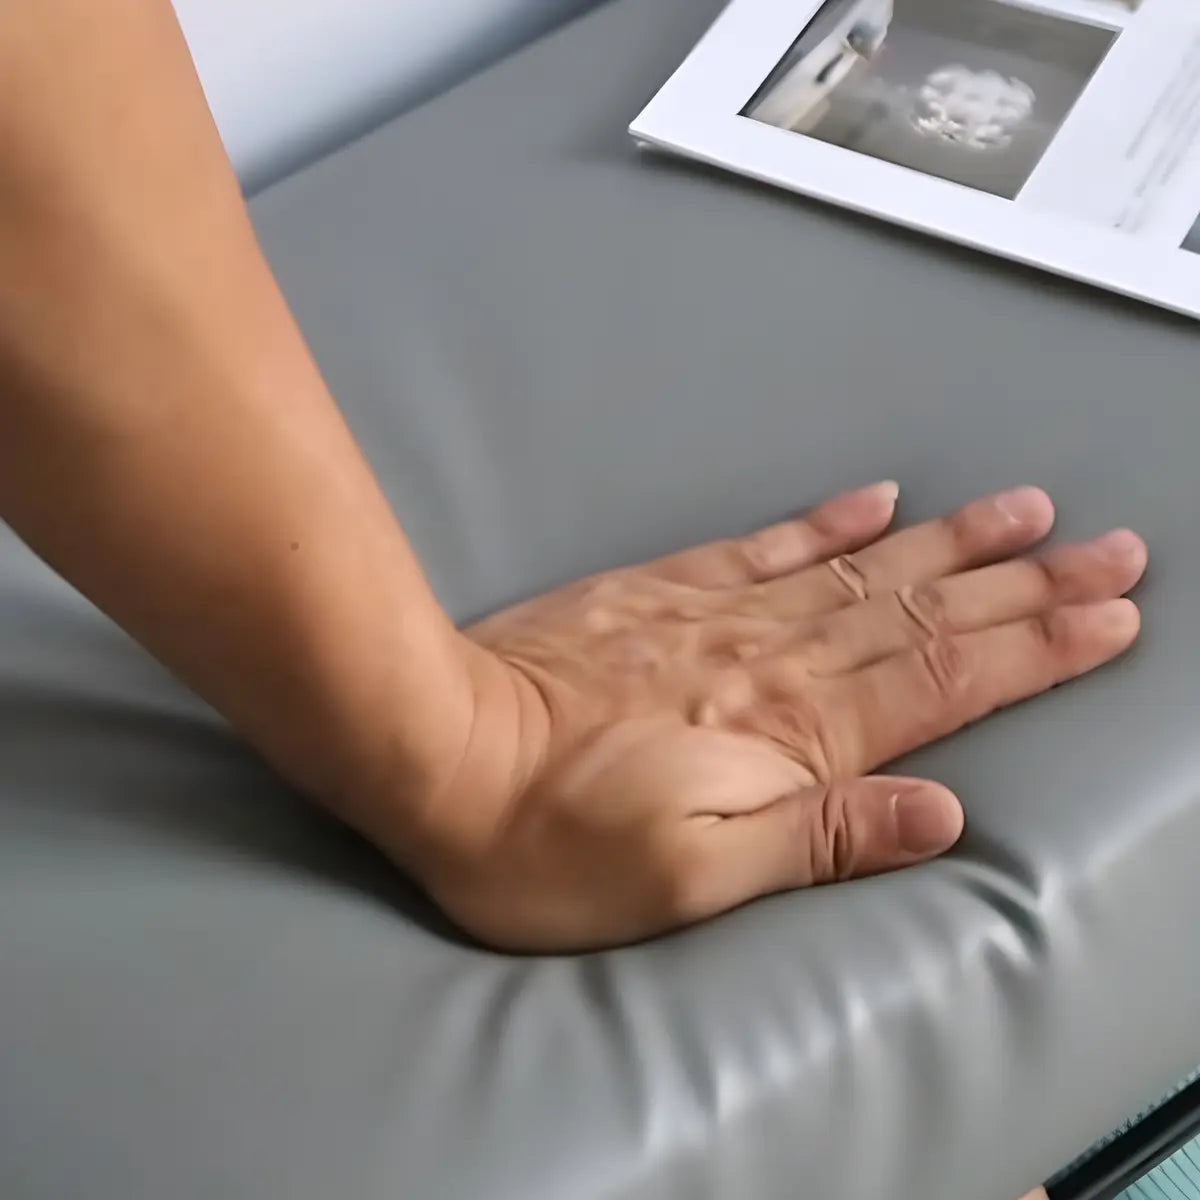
[631,0,1200,318]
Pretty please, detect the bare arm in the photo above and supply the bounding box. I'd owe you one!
[0,0,1145,951]
[0,0,488,840]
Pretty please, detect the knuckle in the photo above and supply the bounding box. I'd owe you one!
[797,619,835,665]
[1027,555,1061,601]
[826,553,870,601]
[946,504,990,554]
[897,583,947,638]
[809,784,858,883]
[606,632,666,675]
[705,631,764,667]
[577,576,629,634]
[734,529,787,581]
[916,635,969,700]
[1030,609,1063,654]
[584,576,624,605]
[582,606,617,634]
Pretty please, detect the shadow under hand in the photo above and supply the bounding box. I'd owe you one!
[0,686,472,948]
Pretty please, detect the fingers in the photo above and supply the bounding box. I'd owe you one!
[687,777,962,917]
[647,480,899,589]
[805,528,1147,675]
[762,486,1055,617]
[831,599,1140,775]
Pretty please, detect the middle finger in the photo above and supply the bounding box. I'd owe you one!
[802,528,1147,676]
[758,487,1055,618]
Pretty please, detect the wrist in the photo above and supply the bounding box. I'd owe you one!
[294,623,481,844]
[351,637,553,879]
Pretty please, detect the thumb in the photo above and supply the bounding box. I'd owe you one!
[714,777,963,903]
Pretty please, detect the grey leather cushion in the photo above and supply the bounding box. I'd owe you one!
[172,0,607,192]
[3,1,1199,1199]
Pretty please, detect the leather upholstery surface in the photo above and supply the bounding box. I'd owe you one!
[3,2,1199,1198]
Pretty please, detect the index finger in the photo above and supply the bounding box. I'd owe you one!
[646,481,900,589]
[829,599,1140,775]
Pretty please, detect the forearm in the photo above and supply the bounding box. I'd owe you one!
[0,0,474,830]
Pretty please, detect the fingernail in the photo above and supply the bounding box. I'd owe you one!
[1094,528,1145,564]
[993,486,1050,525]
[827,481,899,530]
[893,788,963,856]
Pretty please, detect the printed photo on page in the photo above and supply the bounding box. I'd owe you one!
[630,0,1200,319]
[742,0,1114,200]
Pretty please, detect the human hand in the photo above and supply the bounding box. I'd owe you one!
[386,483,1145,952]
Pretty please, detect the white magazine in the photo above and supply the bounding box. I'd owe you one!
[630,0,1200,319]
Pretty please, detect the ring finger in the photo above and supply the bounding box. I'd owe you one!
[802,528,1146,676]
